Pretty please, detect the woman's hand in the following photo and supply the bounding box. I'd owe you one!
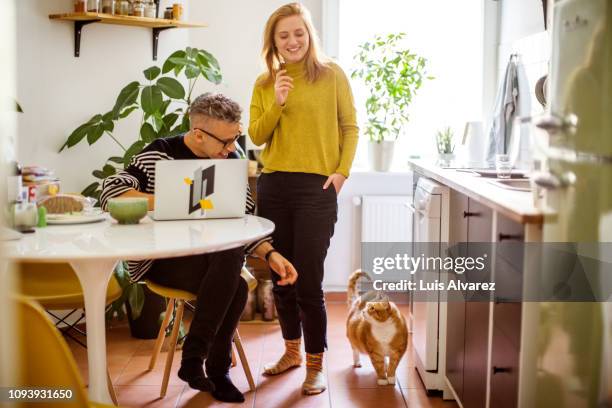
[323,173,346,194]
[274,69,294,106]
[268,251,298,286]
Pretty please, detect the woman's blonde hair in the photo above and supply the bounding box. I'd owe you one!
[258,2,328,86]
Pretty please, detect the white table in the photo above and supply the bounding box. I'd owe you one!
[3,214,274,404]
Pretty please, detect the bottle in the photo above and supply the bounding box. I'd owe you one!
[164,6,173,19]
[74,0,86,12]
[7,161,22,204]
[101,0,114,14]
[132,0,144,17]
[87,0,99,12]
[144,0,156,18]
[172,3,183,20]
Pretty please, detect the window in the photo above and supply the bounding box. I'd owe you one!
[335,0,484,169]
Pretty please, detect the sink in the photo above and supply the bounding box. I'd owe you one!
[488,179,532,192]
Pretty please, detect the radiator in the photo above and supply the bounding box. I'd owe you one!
[361,195,413,242]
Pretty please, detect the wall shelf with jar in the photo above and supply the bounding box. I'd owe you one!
[49,6,206,60]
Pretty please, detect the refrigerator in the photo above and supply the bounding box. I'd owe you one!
[527,0,612,406]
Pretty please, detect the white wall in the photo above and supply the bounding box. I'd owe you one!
[187,0,322,150]
[15,0,189,193]
[14,0,323,192]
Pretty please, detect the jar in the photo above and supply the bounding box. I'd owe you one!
[164,6,173,19]
[87,0,99,12]
[132,0,144,17]
[172,3,183,20]
[74,0,86,13]
[115,0,129,15]
[144,0,156,18]
[101,0,114,14]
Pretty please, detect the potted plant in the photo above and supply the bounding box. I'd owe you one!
[59,46,223,202]
[351,33,432,172]
[436,127,455,166]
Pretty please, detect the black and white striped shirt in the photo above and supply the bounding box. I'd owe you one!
[100,134,270,281]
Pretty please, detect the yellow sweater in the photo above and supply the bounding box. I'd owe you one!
[248,61,359,178]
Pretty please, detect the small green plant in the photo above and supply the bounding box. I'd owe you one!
[106,261,144,321]
[59,47,222,202]
[351,32,432,142]
[436,127,455,154]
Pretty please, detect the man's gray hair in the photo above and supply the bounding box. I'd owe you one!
[188,93,242,123]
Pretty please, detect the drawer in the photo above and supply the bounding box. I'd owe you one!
[493,301,522,349]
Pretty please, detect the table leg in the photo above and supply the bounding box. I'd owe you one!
[70,259,118,405]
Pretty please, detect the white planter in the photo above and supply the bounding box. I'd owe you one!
[368,140,395,172]
[437,152,455,167]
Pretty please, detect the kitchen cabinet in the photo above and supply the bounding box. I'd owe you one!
[445,194,492,408]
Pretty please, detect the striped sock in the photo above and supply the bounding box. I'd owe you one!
[306,352,323,372]
[263,338,303,375]
[303,353,326,395]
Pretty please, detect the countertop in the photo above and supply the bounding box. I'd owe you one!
[408,159,544,224]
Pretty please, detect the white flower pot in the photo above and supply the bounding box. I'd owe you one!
[368,141,395,172]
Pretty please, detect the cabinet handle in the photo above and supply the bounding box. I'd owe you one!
[493,366,512,374]
[498,233,524,241]
[463,211,481,218]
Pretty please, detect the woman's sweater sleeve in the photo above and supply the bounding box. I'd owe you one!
[335,66,359,177]
[248,84,284,146]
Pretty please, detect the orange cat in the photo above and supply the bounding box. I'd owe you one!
[346,270,408,385]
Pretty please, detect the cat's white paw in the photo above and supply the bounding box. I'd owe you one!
[352,350,361,367]
[377,378,389,386]
[387,376,396,385]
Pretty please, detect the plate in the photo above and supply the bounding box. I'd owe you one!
[47,211,107,225]
[456,168,528,179]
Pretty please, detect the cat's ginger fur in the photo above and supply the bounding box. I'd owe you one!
[346,270,408,385]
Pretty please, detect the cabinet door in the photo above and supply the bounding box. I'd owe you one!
[490,326,520,408]
[445,190,469,399]
[463,199,492,408]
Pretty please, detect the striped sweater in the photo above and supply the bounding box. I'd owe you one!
[100,134,270,281]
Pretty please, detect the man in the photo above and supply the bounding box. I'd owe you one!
[100,93,297,403]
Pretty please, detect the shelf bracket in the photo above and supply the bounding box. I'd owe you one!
[74,19,100,57]
[152,27,173,61]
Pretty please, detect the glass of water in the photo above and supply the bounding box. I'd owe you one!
[495,154,512,179]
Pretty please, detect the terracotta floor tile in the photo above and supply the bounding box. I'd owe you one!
[403,389,459,408]
[254,386,330,408]
[93,293,458,407]
[329,386,406,408]
[115,384,183,408]
[178,386,255,408]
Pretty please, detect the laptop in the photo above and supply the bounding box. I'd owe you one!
[152,159,248,221]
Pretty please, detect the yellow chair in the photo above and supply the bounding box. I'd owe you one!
[146,267,257,398]
[14,296,118,407]
[15,262,123,404]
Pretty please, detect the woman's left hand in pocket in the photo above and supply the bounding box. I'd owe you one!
[323,173,346,194]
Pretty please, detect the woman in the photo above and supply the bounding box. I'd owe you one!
[249,2,358,395]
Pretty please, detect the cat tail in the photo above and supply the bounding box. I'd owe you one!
[347,270,372,304]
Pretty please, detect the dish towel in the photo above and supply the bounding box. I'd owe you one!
[485,55,520,166]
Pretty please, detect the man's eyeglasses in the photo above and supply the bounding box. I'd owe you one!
[194,127,242,149]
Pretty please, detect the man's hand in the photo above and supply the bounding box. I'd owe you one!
[268,251,298,286]
[323,173,346,194]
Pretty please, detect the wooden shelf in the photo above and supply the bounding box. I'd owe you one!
[49,12,207,60]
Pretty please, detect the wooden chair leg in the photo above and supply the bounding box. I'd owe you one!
[107,368,118,406]
[231,347,237,367]
[149,299,175,371]
[161,300,184,398]
[233,330,255,392]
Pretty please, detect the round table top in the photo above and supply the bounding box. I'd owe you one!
[3,215,274,262]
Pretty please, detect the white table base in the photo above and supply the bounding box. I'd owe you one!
[70,259,117,405]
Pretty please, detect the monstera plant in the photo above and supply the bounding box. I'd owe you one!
[59,47,222,201]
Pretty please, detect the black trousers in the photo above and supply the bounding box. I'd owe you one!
[257,172,338,353]
[146,247,247,377]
